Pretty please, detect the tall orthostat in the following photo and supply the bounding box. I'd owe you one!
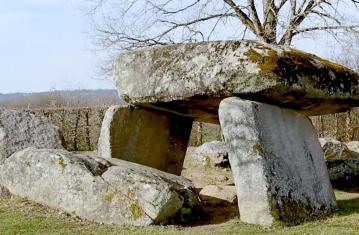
[218,97,336,226]
[98,105,192,175]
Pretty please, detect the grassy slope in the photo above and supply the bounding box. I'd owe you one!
[0,191,358,235]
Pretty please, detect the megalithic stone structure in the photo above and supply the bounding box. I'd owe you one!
[106,40,359,226]
[218,97,336,226]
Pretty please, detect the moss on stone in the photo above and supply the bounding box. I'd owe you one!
[270,195,332,225]
[246,48,279,77]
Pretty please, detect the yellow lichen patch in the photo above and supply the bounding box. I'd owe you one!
[252,144,264,155]
[58,158,67,171]
[104,194,113,203]
[130,203,145,219]
[246,49,279,76]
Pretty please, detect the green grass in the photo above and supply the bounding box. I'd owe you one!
[0,191,358,235]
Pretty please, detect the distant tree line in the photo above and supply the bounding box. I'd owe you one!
[0,89,121,109]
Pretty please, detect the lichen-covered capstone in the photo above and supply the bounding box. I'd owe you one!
[114,40,359,122]
[219,97,336,226]
[98,105,193,175]
[0,148,203,225]
[0,108,63,163]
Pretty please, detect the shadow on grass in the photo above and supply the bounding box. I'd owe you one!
[335,195,359,216]
[191,197,239,226]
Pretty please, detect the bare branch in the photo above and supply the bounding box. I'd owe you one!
[146,0,201,15]
[294,25,359,35]
[223,0,258,37]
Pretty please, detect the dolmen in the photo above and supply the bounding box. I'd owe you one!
[99,40,359,226]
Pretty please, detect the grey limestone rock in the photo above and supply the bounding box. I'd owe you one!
[326,159,359,192]
[0,148,203,226]
[319,139,359,192]
[347,141,359,154]
[98,105,193,175]
[199,185,237,205]
[0,108,63,164]
[219,97,336,226]
[319,138,357,161]
[114,41,359,123]
[191,141,229,168]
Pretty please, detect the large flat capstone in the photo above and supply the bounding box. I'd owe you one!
[0,109,63,164]
[0,148,202,226]
[219,97,336,226]
[114,41,359,123]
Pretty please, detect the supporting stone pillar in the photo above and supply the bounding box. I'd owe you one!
[218,97,336,226]
[98,105,193,175]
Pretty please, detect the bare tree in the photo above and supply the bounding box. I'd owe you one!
[88,0,359,52]
[333,32,359,72]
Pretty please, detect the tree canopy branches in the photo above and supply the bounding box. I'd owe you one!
[88,0,359,50]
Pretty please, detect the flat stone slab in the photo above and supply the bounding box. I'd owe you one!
[98,105,192,175]
[0,148,202,225]
[219,97,336,226]
[114,41,359,122]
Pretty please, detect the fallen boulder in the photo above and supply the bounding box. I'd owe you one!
[199,185,237,205]
[0,148,202,226]
[191,141,229,168]
[319,138,355,161]
[347,141,359,154]
[326,159,359,192]
[0,109,63,163]
[319,139,359,192]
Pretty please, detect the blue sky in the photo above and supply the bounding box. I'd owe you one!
[0,0,114,94]
[0,0,337,94]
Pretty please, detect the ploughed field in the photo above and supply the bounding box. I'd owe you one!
[0,161,358,235]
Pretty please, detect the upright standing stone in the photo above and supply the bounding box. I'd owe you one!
[219,97,336,226]
[98,105,193,175]
[0,108,63,164]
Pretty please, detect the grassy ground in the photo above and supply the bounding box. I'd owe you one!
[0,191,358,235]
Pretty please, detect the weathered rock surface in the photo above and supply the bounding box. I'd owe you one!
[98,105,193,175]
[326,159,359,192]
[199,185,237,205]
[191,141,229,168]
[319,139,359,192]
[219,97,336,226]
[0,109,63,163]
[347,141,359,154]
[0,185,10,198]
[319,138,356,161]
[0,148,202,225]
[114,41,359,123]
